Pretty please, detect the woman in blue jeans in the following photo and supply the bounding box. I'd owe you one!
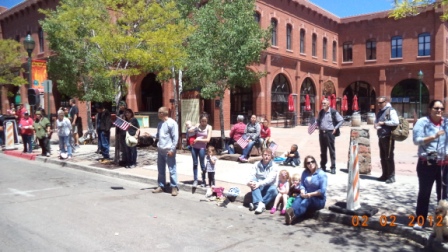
[412,99,448,230]
[285,155,327,225]
[189,115,212,187]
[124,109,140,168]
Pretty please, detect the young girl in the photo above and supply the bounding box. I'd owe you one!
[270,170,291,215]
[286,173,301,209]
[205,146,218,187]
[283,144,300,167]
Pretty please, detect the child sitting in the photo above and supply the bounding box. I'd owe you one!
[270,169,290,215]
[286,173,301,209]
[283,144,300,167]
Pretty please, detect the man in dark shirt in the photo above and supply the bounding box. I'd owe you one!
[316,98,343,174]
[95,103,112,162]
[69,99,80,148]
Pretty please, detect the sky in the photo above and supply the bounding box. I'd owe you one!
[2,0,395,17]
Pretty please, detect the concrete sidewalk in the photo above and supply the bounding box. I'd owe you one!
[2,124,444,250]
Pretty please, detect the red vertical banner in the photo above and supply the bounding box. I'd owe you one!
[31,60,47,93]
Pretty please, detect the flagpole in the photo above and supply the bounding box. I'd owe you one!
[114,117,139,130]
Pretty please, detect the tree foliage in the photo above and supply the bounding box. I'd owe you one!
[390,0,448,20]
[184,0,270,148]
[0,39,27,86]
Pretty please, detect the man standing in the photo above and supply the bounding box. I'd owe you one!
[69,99,80,148]
[33,111,51,157]
[374,96,399,183]
[152,107,179,196]
[247,149,278,214]
[317,98,343,174]
[95,103,112,163]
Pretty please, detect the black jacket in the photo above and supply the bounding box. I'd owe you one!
[96,110,112,132]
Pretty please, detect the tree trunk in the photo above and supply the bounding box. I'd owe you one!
[219,95,225,151]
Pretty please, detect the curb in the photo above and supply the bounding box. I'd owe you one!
[4,150,37,160]
[28,155,443,249]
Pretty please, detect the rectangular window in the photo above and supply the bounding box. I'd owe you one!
[286,25,292,50]
[271,19,277,46]
[323,38,327,60]
[312,34,317,57]
[332,41,337,62]
[391,36,402,58]
[38,28,44,53]
[343,42,352,62]
[366,40,376,60]
[300,29,305,54]
[418,33,430,56]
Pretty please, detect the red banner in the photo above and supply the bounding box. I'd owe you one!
[31,59,47,93]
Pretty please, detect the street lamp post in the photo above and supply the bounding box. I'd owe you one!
[418,70,423,118]
[23,34,35,89]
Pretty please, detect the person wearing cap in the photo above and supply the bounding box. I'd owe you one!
[95,103,112,162]
[18,111,34,153]
[33,111,51,157]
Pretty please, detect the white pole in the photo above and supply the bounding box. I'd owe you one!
[347,139,361,210]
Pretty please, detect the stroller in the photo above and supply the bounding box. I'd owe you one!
[79,129,98,145]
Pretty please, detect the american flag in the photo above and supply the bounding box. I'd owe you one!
[308,117,318,135]
[113,117,131,131]
[236,134,249,149]
[269,141,278,153]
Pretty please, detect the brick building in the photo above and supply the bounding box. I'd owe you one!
[0,0,446,130]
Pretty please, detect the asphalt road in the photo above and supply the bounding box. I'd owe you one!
[0,155,425,252]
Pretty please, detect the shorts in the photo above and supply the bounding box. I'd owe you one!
[72,125,78,134]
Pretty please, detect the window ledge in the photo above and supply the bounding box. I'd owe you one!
[417,55,430,59]
[390,57,402,61]
[312,56,318,59]
[365,59,377,63]
[300,53,306,56]
[323,59,328,62]
[286,49,293,53]
[270,45,279,50]
[342,61,353,65]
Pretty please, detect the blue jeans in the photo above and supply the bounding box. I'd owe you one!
[242,140,257,159]
[125,146,137,166]
[225,139,235,154]
[59,135,72,157]
[251,182,278,205]
[22,134,32,153]
[157,149,178,188]
[191,147,206,182]
[284,157,300,166]
[98,130,110,159]
[291,195,326,218]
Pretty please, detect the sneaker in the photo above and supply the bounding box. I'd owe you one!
[249,203,255,211]
[281,209,286,215]
[205,188,213,198]
[270,207,276,214]
[386,177,396,184]
[130,165,136,168]
[171,187,178,196]
[413,223,423,231]
[221,150,229,154]
[239,157,248,163]
[285,208,296,225]
[331,168,336,174]
[46,153,50,157]
[152,187,164,193]
[192,180,198,188]
[254,202,265,214]
[67,156,72,160]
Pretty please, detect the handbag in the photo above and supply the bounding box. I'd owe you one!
[125,131,138,147]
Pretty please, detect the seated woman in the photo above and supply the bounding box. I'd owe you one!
[285,155,327,225]
[259,119,272,151]
[223,115,246,154]
[239,114,261,162]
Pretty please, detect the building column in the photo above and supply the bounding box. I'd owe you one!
[265,54,271,120]
[378,68,387,98]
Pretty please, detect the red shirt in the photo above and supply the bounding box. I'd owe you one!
[19,117,34,135]
[17,107,27,122]
[229,122,246,141]
[260,125,271,138]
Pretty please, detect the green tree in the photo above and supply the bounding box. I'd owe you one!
[0,39,27,87]
[390,0,448,20]
[184,0,270,150]
[41,0,193,163]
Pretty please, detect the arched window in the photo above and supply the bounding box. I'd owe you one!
[286,24,292,50]
[391,36,402,58]
[300,29,305,54]
[271,74,291,120]
[271,19,277,46]
[366,39,376,60]
[418,33,430,56]
[312,34,317,57]
[38,27,44,53]
[323,37,327,60]
[332,41,337,62]
[254,12,261,24]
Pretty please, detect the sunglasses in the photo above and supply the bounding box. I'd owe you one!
[433,107,445,111]
[377,101,385,104]
[306,160,316,165]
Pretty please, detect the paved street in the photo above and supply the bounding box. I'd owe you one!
[0,156,425,251]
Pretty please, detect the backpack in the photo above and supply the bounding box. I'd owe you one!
[386,108,409,141]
